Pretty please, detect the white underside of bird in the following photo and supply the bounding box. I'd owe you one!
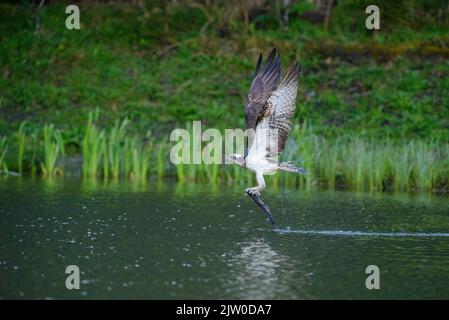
[245,119,279,195]
[228,48,308,198]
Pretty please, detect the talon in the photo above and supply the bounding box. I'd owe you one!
[245,187,261,196]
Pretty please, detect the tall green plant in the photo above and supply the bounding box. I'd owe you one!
[108,118,130,178]
[130,138,150,180]
[82,109,104,177]
[156,143,167,179]
[0,136,8,173]
[17,121,27,173]
[410,140,436,190]
[41,124,65,177]
[391,143,413,191]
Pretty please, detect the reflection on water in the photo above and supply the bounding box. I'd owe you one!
[223,238,313,299]
[223,238,312,299]
[1,176,449,299]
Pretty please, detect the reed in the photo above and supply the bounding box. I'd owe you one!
[176,162,186,183]
[349,139,369,190]
[82,109,104,177]
[107,118,130,178]
[316,137,339,189]
[203,161,219,184]
[441,145,449,189]
[130,137,151,180]
[410,140,436,190]
[41,124,65,177]
[173,123,195,183]
[2,113,449,191]
[371,143,390,191]
[156,143,167,179]
[391,144,413,191]
[101,137,109,179]
[290,122,316,188]
[17,121,27,173]
[30,131,38,176]
[0,136,8,173]
[123,137,133,178]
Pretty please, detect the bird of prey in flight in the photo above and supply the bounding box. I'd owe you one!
[228,48,307,225]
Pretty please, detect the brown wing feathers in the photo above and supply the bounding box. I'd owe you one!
[245,48,281,148]
[245,49,280,129]
[253,53,263,77]
[266,63,300,157]
[243,49,301,156]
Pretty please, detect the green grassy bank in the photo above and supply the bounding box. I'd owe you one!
[1,1,448,191]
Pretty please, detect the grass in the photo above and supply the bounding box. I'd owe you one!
[1,113,449,192]
[80,110,153,180]
[316,135,448,192]
[41,124,65,177]
[130,137,151,181]
[82,109,104,177]
[16,121,26,173]
[1,3,449,142]
[156,143,167,180]
[108,118,130,178]
[1,2,448,191]
[0,136,8,173]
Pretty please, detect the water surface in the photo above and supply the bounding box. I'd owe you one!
[1,177,449,299]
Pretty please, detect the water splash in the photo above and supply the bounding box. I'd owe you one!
[272,228,449,238]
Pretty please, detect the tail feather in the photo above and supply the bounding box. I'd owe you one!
[278,162,308,174]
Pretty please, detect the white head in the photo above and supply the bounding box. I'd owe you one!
[227,154,245,167]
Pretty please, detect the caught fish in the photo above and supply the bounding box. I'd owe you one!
[228,48,307,225]
[246,190,276,226]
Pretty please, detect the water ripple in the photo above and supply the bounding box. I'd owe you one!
[272,228,449,238]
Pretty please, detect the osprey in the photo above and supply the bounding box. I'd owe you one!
[228,48,307,225]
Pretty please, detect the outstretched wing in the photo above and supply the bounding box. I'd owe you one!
[244,48,281,148]
[264,63,301,158]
